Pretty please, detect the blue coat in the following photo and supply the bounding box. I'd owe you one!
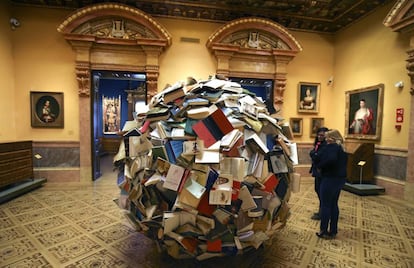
[314,143,347,178]
[309,140,327,177]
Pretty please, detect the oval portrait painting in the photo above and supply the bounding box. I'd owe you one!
[35,95,60,123]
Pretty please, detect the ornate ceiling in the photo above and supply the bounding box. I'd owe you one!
[11,0,394,33]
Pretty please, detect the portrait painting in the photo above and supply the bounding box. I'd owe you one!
[31,91,64,128]
[298,82,320,113]
[310,117,325,137]
[290,118,303,136]
[345,84,384,141]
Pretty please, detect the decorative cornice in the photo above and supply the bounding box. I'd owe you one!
[383,0,414,33]
[207,17,302,52]
[57,3,171,46]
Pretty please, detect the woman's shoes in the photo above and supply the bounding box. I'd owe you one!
[328,232,337,239]
[311,213,321,220]
[315,231,335,239]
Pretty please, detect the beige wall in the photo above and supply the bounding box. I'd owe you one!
[333,3,410,149]
[0,3,410,150]
[156,18,220,88]
[284,31,335,142]
[10,6,78,142]
[0,2,17,140]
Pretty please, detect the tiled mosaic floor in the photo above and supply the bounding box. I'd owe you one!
[1,157,414,267]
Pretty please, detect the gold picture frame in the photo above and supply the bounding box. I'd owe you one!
[289,117,303,136]
[30,91,64,128]
[345,84,384,141]
[310,117,325,137]
[298,82,320,113]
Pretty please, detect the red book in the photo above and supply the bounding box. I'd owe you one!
[221,137,243,157]
[210,108,234,135]
[207,238,222,253]
[263,173,280,193]
[197,192,215,216]
[231,180,241,200]
[139,120,151,133]
[192,120,217,148]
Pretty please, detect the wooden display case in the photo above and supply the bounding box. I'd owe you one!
[343,142,374,184]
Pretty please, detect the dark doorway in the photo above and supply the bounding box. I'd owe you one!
[91,71,146,180]
[230,77,276,149]
[229,77,275,114]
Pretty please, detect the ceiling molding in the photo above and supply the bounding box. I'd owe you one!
[11,0,394,34]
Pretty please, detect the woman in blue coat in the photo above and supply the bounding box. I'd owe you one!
[313,129,348,239]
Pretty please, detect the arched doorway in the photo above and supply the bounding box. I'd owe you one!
[58,3,171,181]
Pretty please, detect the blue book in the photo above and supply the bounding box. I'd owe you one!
[169,140,185,159]
[205,167,219,191]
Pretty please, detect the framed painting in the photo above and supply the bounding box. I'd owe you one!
[298,82,320,113]
[290,117,303,136]
[310,117,325,137]
[345,84,384,141]
[30,91,64,128]
[103,95,122,134]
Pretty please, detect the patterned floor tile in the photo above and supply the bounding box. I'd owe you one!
[361,209,394,224]
[92,222,136,244]
[47,235,102,264]
[1,169,414,267]
[397,213,414,227]
[0,226,27,243]
[337,225,361,241]
[35,225,83,247]
[339,213,357,226]
[0,209,8,218]
[75,214,118,232]
[23,215,68,235]
[277,224,314,245]
[1,252,53,268]
[315,236,358,259]
[261,239,307,266]
[361,219,401,236]
[63,206,102,220]
[361,200,391,213]
[51,200,88,213]
[0,238,38,263]
[112,233,155,260]
[14,208,55,223]
[6,201,45,215]
[362,245,414,267]
[64,249,128,268]
[33,192,77,206]
[307,249,358,268]
[401,226,414,241]
[362,230,409,253]
[0,217,16,229]
[92,200,120,212]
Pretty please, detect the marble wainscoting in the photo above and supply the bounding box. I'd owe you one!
[293,143,408,200]
[374,146,408,198]
[32,141,80,183]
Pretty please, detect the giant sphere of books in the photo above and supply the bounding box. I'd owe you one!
[115,76,294,260]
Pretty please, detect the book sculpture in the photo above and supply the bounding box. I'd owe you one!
[114,76,296,260]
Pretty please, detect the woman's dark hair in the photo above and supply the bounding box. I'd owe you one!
[313,127,329,146]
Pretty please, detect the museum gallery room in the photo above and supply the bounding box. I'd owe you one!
[1,0,414,267]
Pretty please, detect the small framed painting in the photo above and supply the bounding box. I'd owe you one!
[298,82,320,113]
[289,118,303,136]
[30,91,64,128]
[310,117,325,137]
